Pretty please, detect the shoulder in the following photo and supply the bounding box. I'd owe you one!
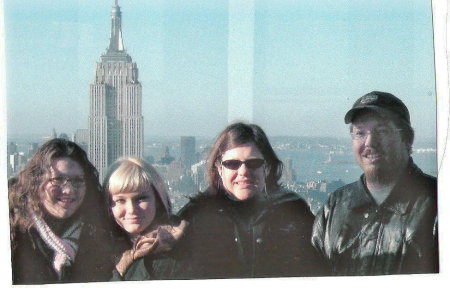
[326,180,361,205]
[408,165,437,197]
[269,189,310,211]
[314,180,362,220]
[177,191,229,220]
[266,189,315,221]
[403,165,437,216]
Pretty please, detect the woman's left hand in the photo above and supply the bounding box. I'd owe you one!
[153,220,189,253]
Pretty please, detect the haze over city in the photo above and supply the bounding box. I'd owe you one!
[5,0,436,141]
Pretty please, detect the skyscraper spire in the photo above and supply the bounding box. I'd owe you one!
[89,1,143,180]
[108,0,124,52]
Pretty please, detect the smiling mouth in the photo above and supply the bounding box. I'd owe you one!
[57,197,77,207]
[234,181,256,187]
[363,153,383,162]
[125,217,141,223]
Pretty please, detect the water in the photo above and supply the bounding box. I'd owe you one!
[276,149,437,184]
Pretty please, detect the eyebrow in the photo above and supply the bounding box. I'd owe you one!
[50,175,85,179]
[111,192,144,197]
[352,121,392,129]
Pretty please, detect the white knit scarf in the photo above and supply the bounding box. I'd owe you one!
[32,214,83,279]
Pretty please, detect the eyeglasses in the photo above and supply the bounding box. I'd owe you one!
[221,159,265,170]
[48,176,86,189]
[351,127,402,141]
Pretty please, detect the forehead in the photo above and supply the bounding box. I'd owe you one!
[111,190,155,198]
[221,142,263,160]
[351,112,394,129]
[49,157,84,176]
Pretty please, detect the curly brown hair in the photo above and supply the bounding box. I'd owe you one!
[9,139,111,246]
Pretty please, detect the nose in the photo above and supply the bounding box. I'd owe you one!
[364,131,378,147]
[60,183,75,194]
[237,163,249,176]
[125,201,137,214]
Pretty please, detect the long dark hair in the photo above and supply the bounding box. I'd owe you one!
[9,139,110,243]
[206,122,283,195]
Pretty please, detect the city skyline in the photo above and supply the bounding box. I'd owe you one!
[4,0,437,141]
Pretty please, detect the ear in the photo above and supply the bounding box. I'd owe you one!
[264,165,269,179]
[217,163,223,178]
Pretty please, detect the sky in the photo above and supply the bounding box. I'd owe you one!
[4,0,436,140]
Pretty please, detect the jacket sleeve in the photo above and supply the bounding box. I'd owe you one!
[311,193,334,263]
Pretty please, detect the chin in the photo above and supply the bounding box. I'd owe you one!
[231,190,257,201]
[124,226,141,235]
[51,210,73,220]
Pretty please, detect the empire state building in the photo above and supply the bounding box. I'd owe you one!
[89,1,143,180]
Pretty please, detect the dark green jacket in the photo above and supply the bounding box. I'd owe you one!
[109,215,185,281]
[312,160,439,275]
[175,189,327,279]
[110,253,178,281]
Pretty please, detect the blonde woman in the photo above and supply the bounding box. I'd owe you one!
[103,157,187,281]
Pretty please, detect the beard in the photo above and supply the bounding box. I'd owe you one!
[365,166,394,185]
[363,158,406,186]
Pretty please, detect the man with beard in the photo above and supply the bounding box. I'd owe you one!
[311,91,438,276]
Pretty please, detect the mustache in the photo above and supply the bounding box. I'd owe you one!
[362,148,383,156]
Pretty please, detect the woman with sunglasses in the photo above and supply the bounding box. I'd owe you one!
[176,122,326,278]
[9,139,114,284]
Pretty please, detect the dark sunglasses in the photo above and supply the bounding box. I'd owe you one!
[221,159,265,170]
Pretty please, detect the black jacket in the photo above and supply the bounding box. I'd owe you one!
[175,189,327,279]
[312,160,439,275]
[110,253,178,281]
[12,223,114,284]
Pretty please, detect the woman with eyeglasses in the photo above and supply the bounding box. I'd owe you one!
[176,122,327,279]
[102,157,187,281]
[9,139,114,284]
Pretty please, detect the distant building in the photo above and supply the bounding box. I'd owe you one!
[7,142,18,178]
[159,146,175,165]
[43,129,58,141]
[73,129,89,151]
[7,142,18,155]
[59,133,70,140]
[51,128,57,139]
[191,160,207,192]
[180,136,196,169]
[7,160,13,178]
[9,152,26,175]
[166,161,186,183]
[28,143,39,157]
[88,1,143,179]
[305,179,345,194]
[281,158,296,184]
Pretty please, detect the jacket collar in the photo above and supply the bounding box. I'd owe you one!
[203,188,302,225]
[348,158,421,215]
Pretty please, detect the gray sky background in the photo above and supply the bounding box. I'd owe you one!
[5,0,436,140]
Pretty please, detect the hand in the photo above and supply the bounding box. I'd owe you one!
[132,234,158,259]
[114,220,189,276]
[154,220,189,253]
[115,235,158,276]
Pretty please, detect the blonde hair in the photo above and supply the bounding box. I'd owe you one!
[103,157,171,217]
